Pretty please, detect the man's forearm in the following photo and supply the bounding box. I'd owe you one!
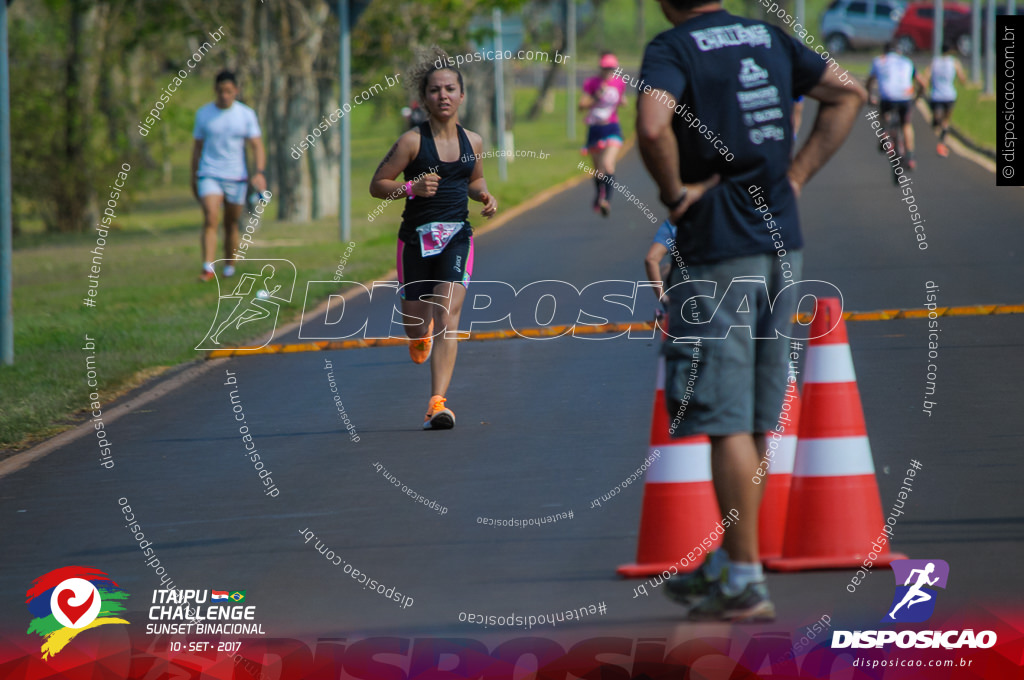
[250,140,266,172]
[789,95,862,188]
[638,126,684,205]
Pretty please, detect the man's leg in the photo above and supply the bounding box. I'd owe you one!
[201,194,223,267]
[903,105,916,157]
[710,433,764,564]
[223,201,244,267]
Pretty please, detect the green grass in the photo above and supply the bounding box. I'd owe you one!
[0,83,612,450]
[948,82,997,151]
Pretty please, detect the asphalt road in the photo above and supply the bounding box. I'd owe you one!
[2,103,1022,675]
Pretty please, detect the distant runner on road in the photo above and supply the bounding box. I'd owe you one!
[866,43,927,169]
[580,52,627,217]
[369,47,497,430]
[636,0,866,622]
[923,43,967,158]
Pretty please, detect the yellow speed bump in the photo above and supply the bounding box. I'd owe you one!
[206,302,1024,358]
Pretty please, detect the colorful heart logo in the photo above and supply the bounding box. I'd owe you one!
[56,588,95,626]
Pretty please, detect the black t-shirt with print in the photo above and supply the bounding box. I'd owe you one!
[639,11,827,264]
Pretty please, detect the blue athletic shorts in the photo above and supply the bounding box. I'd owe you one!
[584,122,623,151]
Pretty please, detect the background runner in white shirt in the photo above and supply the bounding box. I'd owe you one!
[191,71,267,281]
[923,44,968,157]
[866,43,927,166]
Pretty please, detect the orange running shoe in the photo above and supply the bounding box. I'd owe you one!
[409,320,434,364]
[198,270,216,282]
[423,395,455,430]
[936,142,949,157]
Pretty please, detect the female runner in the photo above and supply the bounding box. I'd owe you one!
[579,52,626,216]
[370,48,497,430]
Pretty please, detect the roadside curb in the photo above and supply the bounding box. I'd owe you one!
[913,100,998,175]
[0,358,227,480]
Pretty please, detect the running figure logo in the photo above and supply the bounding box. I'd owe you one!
[196,259,296,350]
[884,559,950,623]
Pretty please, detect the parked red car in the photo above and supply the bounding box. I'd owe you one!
[892,2,970,54]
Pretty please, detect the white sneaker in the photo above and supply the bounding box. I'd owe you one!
[223,265,236,277]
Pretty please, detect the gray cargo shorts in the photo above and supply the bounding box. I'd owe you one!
[662,250,802,438]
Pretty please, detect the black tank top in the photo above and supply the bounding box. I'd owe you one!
[399,122,475,243]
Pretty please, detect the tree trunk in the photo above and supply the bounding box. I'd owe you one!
[526,54,563,121]
[637,0,646,42]
[525,13,601,122]
[460,59,495,147]
[311,75,340,219]
[55,0,93,232]
[274,1,328,223]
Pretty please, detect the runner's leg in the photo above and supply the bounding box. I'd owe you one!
[596,145,617,205]
[902,105,915,157]
[429,281,467,397]
[598,143,618,175]
[201,194,223,266]
[401,298,435,340]
[223,200,244,267]
[589,145,604,204]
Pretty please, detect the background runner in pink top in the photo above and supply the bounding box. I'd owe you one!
[579,53,626,217]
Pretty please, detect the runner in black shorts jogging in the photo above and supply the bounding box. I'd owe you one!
[370,47,497,430]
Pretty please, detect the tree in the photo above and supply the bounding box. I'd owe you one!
[9,0,192,232]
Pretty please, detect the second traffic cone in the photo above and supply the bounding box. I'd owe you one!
[758,385,802,561]
[765,298,906,571]
[618,355,721,578]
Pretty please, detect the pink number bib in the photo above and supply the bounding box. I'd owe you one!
[416,221,464,257]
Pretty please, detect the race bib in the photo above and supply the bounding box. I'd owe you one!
[416,221,464,257]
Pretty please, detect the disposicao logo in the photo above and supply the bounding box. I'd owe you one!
[832,559,997,650]
[25,567,129,659]
[885,559,948,623]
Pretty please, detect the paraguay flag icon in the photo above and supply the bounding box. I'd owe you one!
[25,566,129,659]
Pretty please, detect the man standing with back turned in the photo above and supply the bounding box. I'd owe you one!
[636,0,866,621]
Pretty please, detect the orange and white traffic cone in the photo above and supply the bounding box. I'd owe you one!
[765,298,906,571]
[758,385,802,561]
[617,355,721,577]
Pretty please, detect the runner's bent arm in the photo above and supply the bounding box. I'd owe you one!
[580,81,595,110]
[864,69,878,104]
[644,242,669,300]
[913,69,929,98]
[191,139,203,199]
[369,131,436,199]
[788,68,867,195]
[466,131,497,217]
